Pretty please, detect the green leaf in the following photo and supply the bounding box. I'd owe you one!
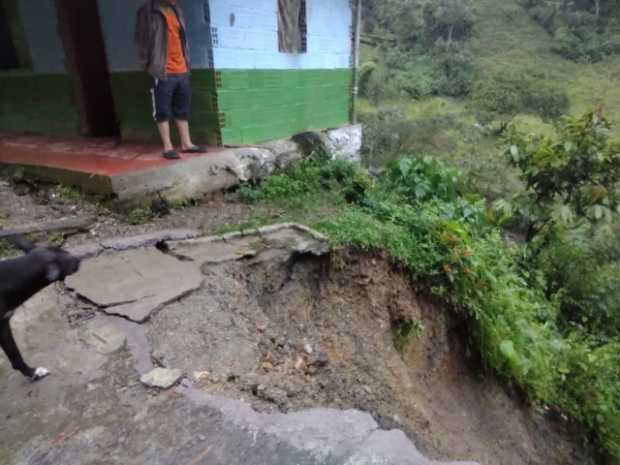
[594,205,604,220]
[500,340,517,361]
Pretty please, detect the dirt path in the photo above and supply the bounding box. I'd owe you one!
[0,178,259,250]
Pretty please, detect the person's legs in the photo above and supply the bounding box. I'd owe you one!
[151,77,178,157]
[175,119,193,151]
[172,74,207,153]
[157,121,174,152]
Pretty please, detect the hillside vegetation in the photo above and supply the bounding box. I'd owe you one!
[359,0,620,199]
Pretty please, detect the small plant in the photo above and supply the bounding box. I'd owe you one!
[124,206,155,225]
[53,185,83,203]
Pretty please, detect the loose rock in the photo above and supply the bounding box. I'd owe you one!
[140,368,183,390]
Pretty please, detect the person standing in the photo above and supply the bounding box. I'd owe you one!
[135,0,207,159]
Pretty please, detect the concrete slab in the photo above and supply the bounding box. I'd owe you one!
[0,126,362,201]
[65,248,204,323]
[0,134,299,201]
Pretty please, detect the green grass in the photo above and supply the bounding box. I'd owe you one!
[471,0,620,127]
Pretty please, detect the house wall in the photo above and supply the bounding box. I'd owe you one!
[98,0,220,144]
[209,0,353,144]
[0,0,78,135]
[1,0,353,145]
[99,0,353,146]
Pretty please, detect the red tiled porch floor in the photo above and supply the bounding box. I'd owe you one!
[0,134,223,176]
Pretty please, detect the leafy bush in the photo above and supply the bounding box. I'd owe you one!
[383,157,463,203]
[358,61,377,99]
[359,108,419,160]
[472,71,570,127]
[502,110,620,240]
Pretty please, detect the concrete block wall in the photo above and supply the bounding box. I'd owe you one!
[209,0,354,144]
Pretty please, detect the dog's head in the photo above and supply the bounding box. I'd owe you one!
[36,246,81,282]
[7,235,81,282]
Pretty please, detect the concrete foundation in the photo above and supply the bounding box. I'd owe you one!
[0,126,362,202]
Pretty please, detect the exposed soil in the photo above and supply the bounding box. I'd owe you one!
[145,246,595,465]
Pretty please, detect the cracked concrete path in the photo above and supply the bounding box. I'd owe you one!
[0,225,478,465]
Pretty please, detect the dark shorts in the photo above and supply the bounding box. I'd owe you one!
[151,73,191,122]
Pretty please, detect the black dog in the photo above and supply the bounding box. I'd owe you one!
[0,236,80,381]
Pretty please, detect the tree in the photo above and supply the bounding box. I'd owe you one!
[423,0,475,45]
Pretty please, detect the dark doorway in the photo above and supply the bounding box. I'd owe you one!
[55,0,119,137]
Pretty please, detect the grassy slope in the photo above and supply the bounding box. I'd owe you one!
[471,0,620,130]
[360,0,620,198]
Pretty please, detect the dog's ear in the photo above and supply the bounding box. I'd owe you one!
[45,264,62,282]
[6,235,36,253]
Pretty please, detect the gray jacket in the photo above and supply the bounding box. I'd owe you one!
[135,0,190,79]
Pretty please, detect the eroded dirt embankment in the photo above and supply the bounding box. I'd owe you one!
[148,244,594,465]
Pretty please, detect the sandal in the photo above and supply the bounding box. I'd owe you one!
[181,145,208,154]
[163,150,181,160]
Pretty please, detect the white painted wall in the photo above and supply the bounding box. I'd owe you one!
[20,0,353,74]
[210,0,353,69]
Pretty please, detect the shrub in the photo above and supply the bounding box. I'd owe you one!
[358,61,377,99]
[359,108,419,160]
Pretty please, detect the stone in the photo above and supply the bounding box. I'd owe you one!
[140,368,183,389]
[323,124,362,163]
[230,147,277,182]
[308,351,330,369]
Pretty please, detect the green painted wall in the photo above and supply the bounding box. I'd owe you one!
[216,69,352,145]
[0,68,352,146]
[0,72,78,134]
[109,69,220,145]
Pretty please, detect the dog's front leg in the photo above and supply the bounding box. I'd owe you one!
[0,319,50,381]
